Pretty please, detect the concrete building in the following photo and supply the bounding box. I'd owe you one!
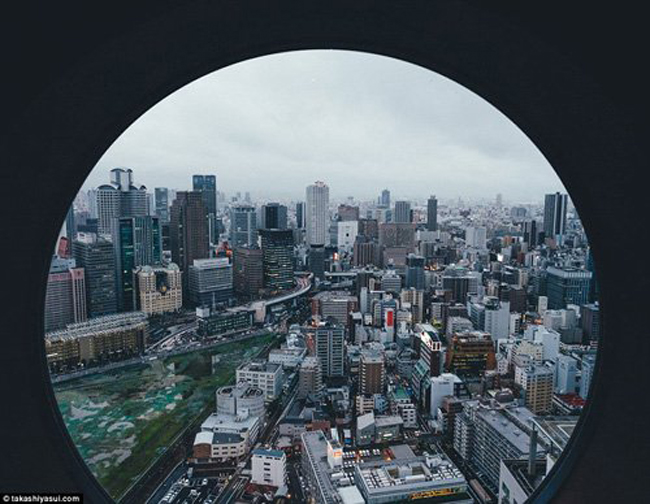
[216,382,265,419]
[72,233,117,317]
[306,181,330,246]
[555,355,578,394]
[298,356,323,399]
[96,168,148,235]
[251,449,286,488]
[188,258,233,308]
[45,312,148,371]
[580,353,596,399]
[430,374,462,418]
[259,228,294,293]
[233,246,264,300]
[445,331,496,377]
[315,321,345,378]
[545,266,592,309]
[359,348,386,396]
[337,220,359,252]
[311,291,358,327]
[135,263,182,315]
[229,204,258,247]
[236,360,283,401]
[519,364,554,414]
[268,347,307,369]
[44,257,87,332]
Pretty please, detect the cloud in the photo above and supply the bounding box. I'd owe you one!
[86,49,564,204]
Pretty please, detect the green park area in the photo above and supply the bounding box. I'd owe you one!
[53,333,276,500]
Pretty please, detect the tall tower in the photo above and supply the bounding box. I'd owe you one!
[229,204,257,247]
[96,168,148,235]
[315,321,345,378]
[192,175,218,243]
[169,191,210,293]
[380,189,390,208]
[427,195,438,231]
[111,216,162,312]
[259,229,294,293]
[72,233,118,317]
[543,192,568,243]
[154,187,169,222]
[306,181,329,246]
[44,257,87,332]
[393,201,412,223]
[261,203,288,230]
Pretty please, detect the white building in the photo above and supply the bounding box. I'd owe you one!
[268,347,307,369]
[430,373,461,418]
[337,220,358,252]
[251,448,286,488]
[306,181,330,246]
[465,226,487,249]
[555,355,577,394]
[236,361,283,401]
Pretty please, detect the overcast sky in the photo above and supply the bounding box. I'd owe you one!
[85,49,565,204]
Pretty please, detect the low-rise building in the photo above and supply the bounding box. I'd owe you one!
[268,347,307,369]
[251,448,286,488]
[236,360,283,401]
[196,306,253,336]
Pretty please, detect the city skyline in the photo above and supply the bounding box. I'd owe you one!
[83,50,564,202]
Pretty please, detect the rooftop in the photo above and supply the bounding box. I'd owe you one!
[533,416,578,453]
[252,448,285,459]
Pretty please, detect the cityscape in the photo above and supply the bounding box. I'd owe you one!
[46,166,598,504]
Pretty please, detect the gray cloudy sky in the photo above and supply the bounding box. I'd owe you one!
[86,49,564,204]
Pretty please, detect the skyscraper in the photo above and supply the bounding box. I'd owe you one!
[405,253,425,290]
[296,202,306,229]
[96,168,148,235]
[72,233,117,317]
[233,246,264,300]
[261,203,288,230]
[315,321,345,378]
[360,348,386,395]
[523,219,539,247]
[546,266,592,309]
[65,206,76,240]
[229,204,258,247]
[188,258,233,308]
[427,195,438,231]
[393,201,412,223]
[44,257,87,332]
[169,191,210,292]
[543,192,568,243]
[154,187,169,222]
[306,181,329,246]
[259,229,294,293]
[193,175,218,243]
[379,189,390,208]
[111,216,162,312]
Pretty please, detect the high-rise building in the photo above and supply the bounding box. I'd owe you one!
[379,189,390,208]
[154,187,169,222]
[233,246,264,300]
[96,168,148,235]
[337,204,359,221]
[393,201,412,223]
[65,206,76,240]
[259,229,294,293]
[315,321,345,378]
[337,221,358,251]
[555,355,577,394]
[405,253,425,290]
[72,233,117,317]
[378,222,416,251]
[295,201,306,229]
[229,204,257,247]
[251,449,286,488]
[260,203,288,230]
[465,226,487,249]
[111,215,162,312]
[416,323,443,377]
[519,364,554,414]
[580,353,596,399]
[193,175,218,243]
[427,195,438,232]
[188,258,233,308]
[135,263,182,315]
[523,219,539,247]
[360,348,386,395]
[170,191,210,291]
[298,356,323,398]
[543,192,568,243]
[445,331,496,376]
[308,245,326,280]
[546,266,592,309]
[306,181,329,246]
[44,257,87,332]
[580,303,600,343]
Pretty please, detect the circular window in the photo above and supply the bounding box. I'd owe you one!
[43,50,601,503]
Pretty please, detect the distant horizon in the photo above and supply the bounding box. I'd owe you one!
[81,50,566,202]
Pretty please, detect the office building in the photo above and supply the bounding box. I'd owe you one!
[378,222,416,251]
[295,201,306,229]
[44,257,87,332]
[170,191,210,290]
[519,364,554,414]
[298,356,323,399]
[192,174,217,240]
[259,228,294,292]
[233,246,264,300]
[555,355,578,394]
[216,382,265,419]
[580,353,596,399]
[154,187,169,222]
[135,263,182,315]
[417,323,443,377]
[311,291,357,327]
[315,321,345,378]
[337,204,359,221]
[401,288,424,323]
[45,312,148,371]
[427,195,438,231]
[96,168,148,235]
[581,303,600,343]
[523,219,539,247]
[405,253,425,290]
[306,181,329,246]
[72,233,117,317]
[465,226,487,249]
[337,220,358,251]
[546,266,592,309]
[197,410,261,462]
[111,215,162,311]
[188,258,233,308]
[251,449,286,488]
[543,192,568,243]
[236,360,283,401]
[360,348,386,395]
[261,202,288,230]
[446,331,496,376]
[430,373,461,418]
[379,189,390,208]
[229,204,257,247]
[393,201,411,223]
[196,306,253,337]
